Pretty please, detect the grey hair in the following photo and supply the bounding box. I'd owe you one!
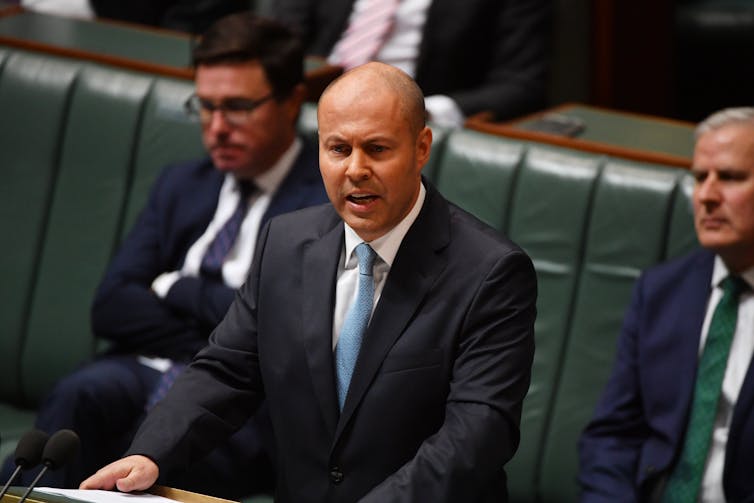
[696,107,754,139]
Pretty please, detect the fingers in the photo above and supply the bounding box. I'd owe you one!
[79,455,159,492]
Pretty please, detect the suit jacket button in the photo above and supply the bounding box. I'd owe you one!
[330,467,344,484]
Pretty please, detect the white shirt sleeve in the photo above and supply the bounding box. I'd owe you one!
[425,94,466,129]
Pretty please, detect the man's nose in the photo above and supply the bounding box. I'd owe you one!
[345,149,371,180]
[696,175,721,204]
[206,110,231,134]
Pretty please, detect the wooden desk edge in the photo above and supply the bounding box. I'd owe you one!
[150,485,239,503]
[507,102,697,130]
[0,487,237,503]
[0,35,194,79]
[466,110,693,169]
[0,5,23,19]
[0,34,341,100]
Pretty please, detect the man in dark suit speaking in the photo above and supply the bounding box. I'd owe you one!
[81,62,537,502]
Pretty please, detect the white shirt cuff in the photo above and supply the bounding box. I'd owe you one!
[151,271,182,299]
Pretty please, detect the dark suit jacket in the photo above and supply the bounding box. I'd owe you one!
[91,140,327,360]
[579,248,754,502]
[273,0,551,120]
[128,182,537,502]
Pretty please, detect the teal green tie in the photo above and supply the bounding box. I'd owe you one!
[663,275,749,502]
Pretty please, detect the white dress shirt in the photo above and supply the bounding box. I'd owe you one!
[142,139,301,372]
[151,138,301,296]
[328,0,465,128]
[332,183,426,349]
[699,256,754,502]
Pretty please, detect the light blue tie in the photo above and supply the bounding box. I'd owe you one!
[335,243,377,410]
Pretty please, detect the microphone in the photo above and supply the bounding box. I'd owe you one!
[0,430,49,500]
[17,429,80,503]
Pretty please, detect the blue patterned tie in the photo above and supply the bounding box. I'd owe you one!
[663,275,749,502]
[200,180,254,278]
[145,362,187,411]
[335,243,378,410]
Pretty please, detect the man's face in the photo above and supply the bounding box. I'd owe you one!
[693,122,754,272]
[317,82,431,242]
[195,61,300,179]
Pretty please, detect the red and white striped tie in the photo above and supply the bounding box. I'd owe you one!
[330,0,400,70]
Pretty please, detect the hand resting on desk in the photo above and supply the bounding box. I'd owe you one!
[79,455,158,492]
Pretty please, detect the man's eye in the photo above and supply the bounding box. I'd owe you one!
[331,145,350,154]
[719,171,747,182]
[371,145,386,153]
[224,100,254,111]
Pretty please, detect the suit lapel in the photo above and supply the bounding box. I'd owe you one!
[725,270,754,483]
[334,184,451,441]
[301,213,343,436]
[668,252,715,431]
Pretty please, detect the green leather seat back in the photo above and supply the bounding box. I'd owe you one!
[422,123,451,183]
[506,146,601,501]
[21,65,154,404]
[0,403,36,462]
[0,51,78,403]
[666,172,698,260]
[433,129,523,231]
[121,77,203,236]
[538,160,692,502]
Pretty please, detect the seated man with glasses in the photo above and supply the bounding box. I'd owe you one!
[0,12,327,498]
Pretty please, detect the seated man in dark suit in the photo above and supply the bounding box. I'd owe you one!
[80,62,537,502]
[271,0,551,128]
[579,107,754,502]
[0,12,327,497]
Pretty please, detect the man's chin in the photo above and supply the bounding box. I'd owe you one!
[211,159,241,173]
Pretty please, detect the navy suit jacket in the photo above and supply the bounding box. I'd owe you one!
[579,248,754,502]
[128,181,537,502]
[91,140,327,360]
[272,0,550,120]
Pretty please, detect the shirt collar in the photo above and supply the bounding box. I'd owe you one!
[343,182,426,268]
[712,255,754,290]
[232,137,302,195]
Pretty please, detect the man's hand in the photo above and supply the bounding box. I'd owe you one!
[79,455,159,492]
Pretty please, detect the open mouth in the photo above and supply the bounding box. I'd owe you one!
[347,194,378,204]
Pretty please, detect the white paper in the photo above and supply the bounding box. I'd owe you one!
[34,488,181,503]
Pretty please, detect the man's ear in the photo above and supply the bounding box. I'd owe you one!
[415,126,433,172]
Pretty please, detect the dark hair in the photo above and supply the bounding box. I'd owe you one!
[192,13,304,100]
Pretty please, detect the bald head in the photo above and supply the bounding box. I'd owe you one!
[316,62,433,242]
[319,62,427,136]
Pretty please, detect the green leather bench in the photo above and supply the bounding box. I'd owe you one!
[0,47,204,460]
[0,48,698,502]
[434,131,697,501]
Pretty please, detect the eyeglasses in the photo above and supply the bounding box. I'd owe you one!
[184,93,275,127]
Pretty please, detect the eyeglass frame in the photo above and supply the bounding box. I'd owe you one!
[184,92,276,127]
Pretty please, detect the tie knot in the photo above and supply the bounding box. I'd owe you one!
[722,275,749,299]
[355,243,377,276]
[238,180,256,197]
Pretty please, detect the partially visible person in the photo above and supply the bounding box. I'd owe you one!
[80,62,537,502]
[272,0,551,128]
[0,12,327,498]
[90,0,248,34]
[19,0,248,35]
[579,107,754,502]
[19,0,94,18]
